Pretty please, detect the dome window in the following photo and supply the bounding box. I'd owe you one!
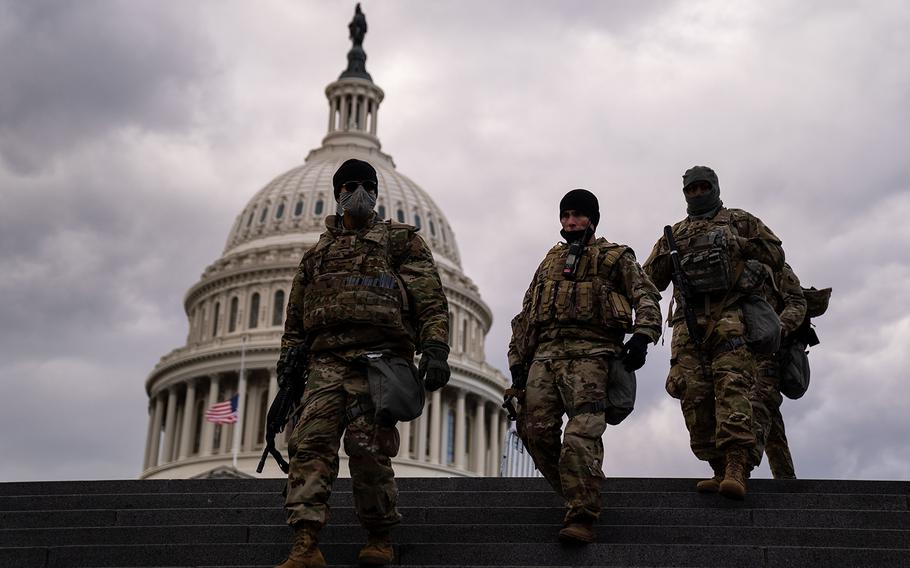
[248,293,260,329]
[294,199,304,217]
[441,224,447,243]
[396,209,405,223]
[429,219,436,237]
[315,199,324,216]
[246,210,255,228]
[259,206,269,223]
[272,290,285,326]
[275,203,285,220]
[228,297,239,332]
[378,204,386,219]
[212,302,221,337]
[414,213,422,230]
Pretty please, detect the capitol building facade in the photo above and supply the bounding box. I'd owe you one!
[140,13,516,479]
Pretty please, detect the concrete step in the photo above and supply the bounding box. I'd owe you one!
[2,477,908,496]
[4,542,910,568]
[3,490,905,512]
[5,505,910,529]
[3,523,909,549]
[3,478,909,568]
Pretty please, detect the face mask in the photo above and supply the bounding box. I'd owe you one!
[336,186,377,220]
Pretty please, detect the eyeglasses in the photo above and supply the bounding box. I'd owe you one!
[341,180,378,192]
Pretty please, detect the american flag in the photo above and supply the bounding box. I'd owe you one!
[204,394,239,424]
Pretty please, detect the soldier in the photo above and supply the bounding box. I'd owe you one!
[507,189,662,544]
[750,263,806,478]
[268,158,451,568]
[643,165,784,500]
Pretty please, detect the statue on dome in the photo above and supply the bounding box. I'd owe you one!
[349,3,367,47]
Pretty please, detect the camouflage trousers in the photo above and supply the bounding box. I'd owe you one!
[751,355,795,478]
[665,308,758,464]
[285,354,401,530]
[517,356,609,522]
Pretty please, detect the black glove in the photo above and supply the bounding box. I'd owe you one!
[419,340,451,392]
[509,364,528,390]
[621,333,651,372]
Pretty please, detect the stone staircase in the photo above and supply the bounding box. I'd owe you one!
[1,477,908,567]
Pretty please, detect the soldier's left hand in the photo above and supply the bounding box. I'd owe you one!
[621,333,651,372]
[419,340,451,391]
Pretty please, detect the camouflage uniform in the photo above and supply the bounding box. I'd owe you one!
[281,213,448,530]
[751,263,805,477]
[509,238,662,523]
[643,208,784,467]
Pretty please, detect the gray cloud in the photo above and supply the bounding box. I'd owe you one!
[1,1,908,481]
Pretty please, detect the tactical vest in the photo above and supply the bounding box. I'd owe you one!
[302,221,412,337]
[528,239,633,333]
[673,209,744,295]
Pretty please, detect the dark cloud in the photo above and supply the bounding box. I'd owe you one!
[0,0,216,174]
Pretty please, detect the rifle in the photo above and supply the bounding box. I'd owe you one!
[256,345,308,474]
[663,225,711,382]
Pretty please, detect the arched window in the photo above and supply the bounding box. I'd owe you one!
[248,293,260,329]
[397,209,405,223]
[462,319,468,354]
[315,199,324,216]
[378,204,386,219]
[259,206,269,223]
[246,210,255,228]
[441,224,447,243]
[272,290,285,326]
[429,218,436,237]
[414,213,422,230]
[275,202,285,220]
[294,198,304,217]
[212,302,221,337]
[229,297,239,333]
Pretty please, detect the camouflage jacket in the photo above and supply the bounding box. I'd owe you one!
[508,237,662,367]
[281,214,449,360]
[643,207,785,324]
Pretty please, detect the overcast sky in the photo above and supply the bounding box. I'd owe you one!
[1,0,908,482]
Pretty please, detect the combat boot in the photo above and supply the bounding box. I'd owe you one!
[558,518,595,545]
[357,530,393,565]
[695,458,725,493]
[274,522,326,568]
[719,449,750,500]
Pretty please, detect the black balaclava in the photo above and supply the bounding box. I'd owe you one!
[683,165,723,219]
[333,159,378,220]
[559,189,599,242]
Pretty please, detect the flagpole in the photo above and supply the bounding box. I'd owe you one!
[232,335,248,469]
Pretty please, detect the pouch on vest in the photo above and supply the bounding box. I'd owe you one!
[777,340,810,399]
[740,294,782,353]
[680,230,734,294]
[362,353,425,427]
[605,357,636,425]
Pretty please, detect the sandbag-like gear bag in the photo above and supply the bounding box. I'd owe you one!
[740,294,782,354]
[362,352,425,427]
[605,358,637,425]
[778,340,810,399]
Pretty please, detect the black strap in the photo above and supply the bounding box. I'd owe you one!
[345,394,375,424]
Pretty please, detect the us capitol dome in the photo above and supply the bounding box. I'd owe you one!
[140,7,516,479]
